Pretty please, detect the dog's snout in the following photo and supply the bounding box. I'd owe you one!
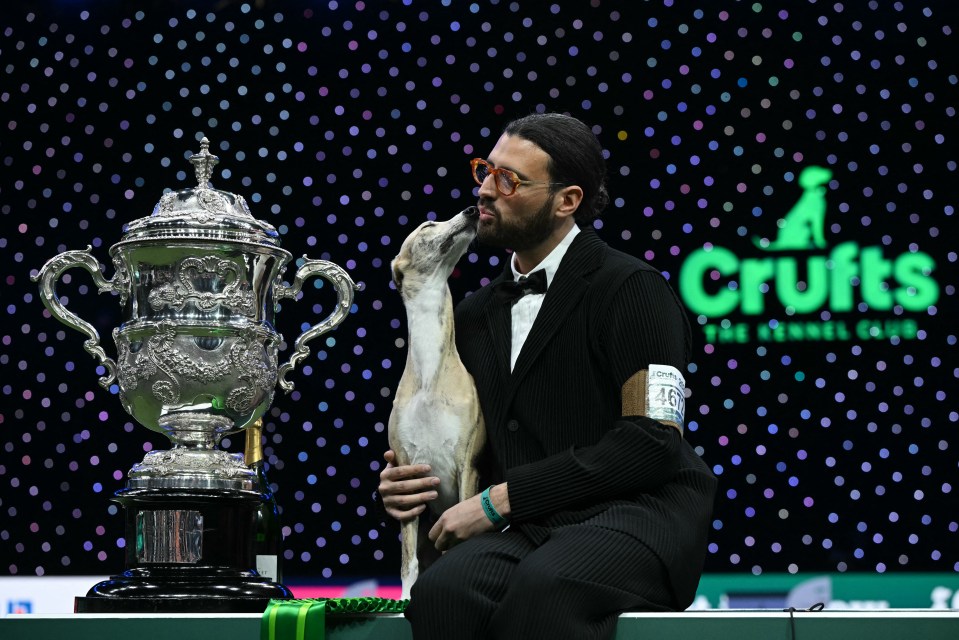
[463,206,479,220]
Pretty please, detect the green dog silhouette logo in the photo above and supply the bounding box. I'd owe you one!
[754,166,833,250]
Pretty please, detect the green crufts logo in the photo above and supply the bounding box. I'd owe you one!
[678,166,939,344]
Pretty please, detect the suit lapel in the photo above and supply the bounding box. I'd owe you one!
[484,265,516,392]
[508,230,607,392]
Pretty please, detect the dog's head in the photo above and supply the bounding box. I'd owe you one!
[391,206,479,298]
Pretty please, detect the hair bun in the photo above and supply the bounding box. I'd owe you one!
[592,184,610,217]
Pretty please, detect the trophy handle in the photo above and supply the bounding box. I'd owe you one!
[275,256,360,392]
[31,247,121,389]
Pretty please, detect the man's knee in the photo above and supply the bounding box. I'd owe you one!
[409,548,482,605]
[407,548,503,638]
[490,566,617,640]
[409,558,454,603]
[499,561,569,609]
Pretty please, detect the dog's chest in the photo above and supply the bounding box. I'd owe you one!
[392,390,469,463]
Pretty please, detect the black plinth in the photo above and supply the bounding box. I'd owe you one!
[75,487,292,613]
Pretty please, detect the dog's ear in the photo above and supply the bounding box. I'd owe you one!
[390,258,404,293]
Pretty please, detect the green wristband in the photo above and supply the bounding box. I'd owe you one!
[480,485,509,529]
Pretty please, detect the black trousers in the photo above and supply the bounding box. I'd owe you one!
[405,523,674,640]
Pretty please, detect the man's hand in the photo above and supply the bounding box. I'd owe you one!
[428,483,511,551]
[378,449,440,522]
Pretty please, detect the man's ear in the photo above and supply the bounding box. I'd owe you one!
[555,185,584,220]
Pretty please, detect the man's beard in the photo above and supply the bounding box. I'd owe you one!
[476,194,556,252]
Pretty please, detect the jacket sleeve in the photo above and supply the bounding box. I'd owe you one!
[505,269,691,523]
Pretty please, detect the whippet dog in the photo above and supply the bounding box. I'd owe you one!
[388,206,486,599]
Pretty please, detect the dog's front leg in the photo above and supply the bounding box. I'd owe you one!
[458,413,486,504]
[400,518,419,600]
[459,460,481,505]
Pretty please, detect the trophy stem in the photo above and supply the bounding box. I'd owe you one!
[162,412,235,449]
[127,414,257,491]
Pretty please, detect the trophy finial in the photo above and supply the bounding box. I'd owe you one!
[189,137,219,189]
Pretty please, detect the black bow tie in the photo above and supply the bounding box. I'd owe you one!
[492,269,548,305]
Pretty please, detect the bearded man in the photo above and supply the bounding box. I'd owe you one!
[379,112,717,640]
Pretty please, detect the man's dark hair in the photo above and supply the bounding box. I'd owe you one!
[503,112,609,224]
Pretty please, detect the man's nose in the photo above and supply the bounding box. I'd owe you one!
[477,173,499,200]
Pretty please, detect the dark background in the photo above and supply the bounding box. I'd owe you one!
[1,0,956,586]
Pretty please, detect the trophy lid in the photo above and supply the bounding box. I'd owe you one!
[119,137,282,246]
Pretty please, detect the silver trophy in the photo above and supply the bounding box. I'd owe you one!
[32,138,359,612]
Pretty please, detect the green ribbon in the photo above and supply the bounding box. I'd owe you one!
[261,597,409,640]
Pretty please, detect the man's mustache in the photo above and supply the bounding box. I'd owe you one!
[478,198,498,217]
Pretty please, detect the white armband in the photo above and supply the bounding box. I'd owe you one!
[621,364,685,435]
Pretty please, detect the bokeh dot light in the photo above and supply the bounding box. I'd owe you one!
[1,0,957,583]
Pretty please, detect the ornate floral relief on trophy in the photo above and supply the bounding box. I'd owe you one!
[32,137,359,612]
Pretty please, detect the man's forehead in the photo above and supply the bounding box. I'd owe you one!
[488,134,549,174]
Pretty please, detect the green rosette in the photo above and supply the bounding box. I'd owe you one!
[261,597,409,640]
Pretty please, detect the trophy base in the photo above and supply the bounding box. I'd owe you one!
[74,486,292,613]
[75,567,292,612]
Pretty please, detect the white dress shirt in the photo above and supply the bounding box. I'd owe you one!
[508,224,581,371]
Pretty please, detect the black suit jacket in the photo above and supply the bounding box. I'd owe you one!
[454,228,717,607]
